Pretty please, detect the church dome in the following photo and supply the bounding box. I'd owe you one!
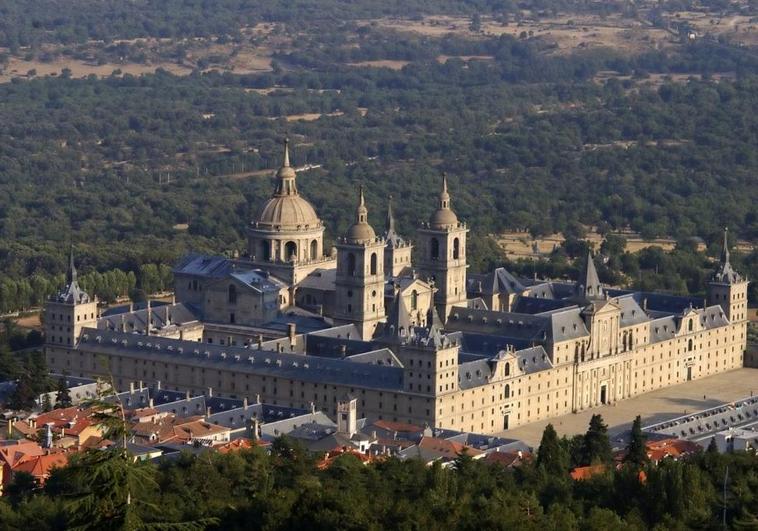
[345,222,376,243]
[344,186,377,243]
[256,196,321,229]
[430,208,458,228]
[253,138,322,230]
[429,174,459,229]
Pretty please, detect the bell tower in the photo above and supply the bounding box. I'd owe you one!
[44,247,98,373]
[333,187,386,339]
[417,174,468,321]
[707,228,749,323]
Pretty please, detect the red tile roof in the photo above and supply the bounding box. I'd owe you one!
[417,436,483,459]
[570,464,607,481]
[371,420,424,434]
[13,453,69,484]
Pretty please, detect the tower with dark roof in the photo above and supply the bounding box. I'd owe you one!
[44,247,98,352]
[333,187,386,339]
[383,195,413,277]
[707,228,749,323]
[416,174,469,322]
[573,251,604,303]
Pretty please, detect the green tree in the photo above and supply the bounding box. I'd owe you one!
[536,424,568,475]
[624,415,649,468]
[55,377,73,408]
[581,414,612,465]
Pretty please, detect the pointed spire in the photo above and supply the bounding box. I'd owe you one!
[575,250,603,302]
[356,185,367,224]
[282,137,291,168]
[386,195,395,234]
[274,137,297,196]
[344,185,376,243]
[67,244,77,285]
[429,173,458,229]
[712,227,742,284]
[439,172,450,209]
[720,227,730,266]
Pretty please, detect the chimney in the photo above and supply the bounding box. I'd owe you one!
[148,398,154,408]
[185,389,191,401]
[146,300,152,335]
[179,329,184,341]
[257,335,263,349]
[138,380,143,391]
[643,298,648,311]
[29,418,37,430]
[287,323,296,345]
[129,302,134,313]
[171,293,176,304]
[255,394,261,404]
[156,380,161,390]
[206,407,211,418]
[310,402,316,414]
[251,418,260,441]
[340,344,347,359]
[207,387,213,398]
[243,397,248,408]
[7,418,12,437]
[120,314,127,332]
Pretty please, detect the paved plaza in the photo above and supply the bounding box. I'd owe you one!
[500,368,758,447]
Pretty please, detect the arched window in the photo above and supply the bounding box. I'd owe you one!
[504,384,510,399]
[285,241,297,261]
[628,332,633,350]
[431,238,440,260]
[688,339,693,352]
[411,290,418,311]
[370,253,378,275]
[504,362,510,376]
[453,237,460,259]
[228,284,237,304]
[310,239,318,260]
[347,253,356,276]
[688,319,693,332]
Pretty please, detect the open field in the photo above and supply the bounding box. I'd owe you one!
[494,227,758,261]
[0,57,192,83]
[500,367,758,447]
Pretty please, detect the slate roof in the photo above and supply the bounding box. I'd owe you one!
[98,303,200,334]
[467,268,526,296]
[511,296,573,314]
[174,254,284,294]
[297,268,337,291]
[78,328,405,391]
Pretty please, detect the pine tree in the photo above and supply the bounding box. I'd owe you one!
[536,424,569,475]
[55,377,73,408]
[41,393,53,412]
[9,375,36,410]
[624,416,649,467]
[582,414,612,465]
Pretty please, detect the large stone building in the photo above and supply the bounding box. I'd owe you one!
[45,140,750,434]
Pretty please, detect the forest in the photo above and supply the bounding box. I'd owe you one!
[2,411,758,530]
[0,1,757,314]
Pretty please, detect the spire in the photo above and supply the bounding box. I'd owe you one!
[386,195,395,234]
[274,137,298,196]
[56,244,90,304]
[344,185,376,243]
[67,244,77,285]
[282,136,291,168]
[356,186,367,222]
[712,227,742,284]
[575,250,603,302]
[429,173,458,229]
[720,227,730,266]
[439,172,450,210]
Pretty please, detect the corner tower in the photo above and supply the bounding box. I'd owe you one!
[707,228,749,323]
[334,187,386,339]
[44,248,98,371]
[417,174,468,321]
